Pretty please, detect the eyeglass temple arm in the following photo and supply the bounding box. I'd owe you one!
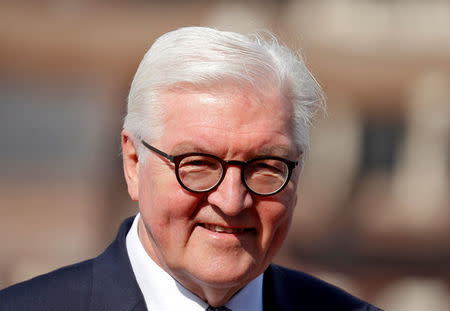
[293,151,305,168]
[141,140,175,162]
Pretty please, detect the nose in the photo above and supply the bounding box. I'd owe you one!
[207,165,253,216]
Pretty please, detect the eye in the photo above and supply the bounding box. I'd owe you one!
[254,162,282,173]
[249,160,286,175]
[179,156,220,170]
[177,155,223,191]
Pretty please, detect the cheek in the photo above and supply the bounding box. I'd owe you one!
[139,170,204,236]
[258,203,294,266]
[257,190,296,248]
[139,164,184,214]
[142,187,194,220]
[138,179,206,266]
[259,201,294,235]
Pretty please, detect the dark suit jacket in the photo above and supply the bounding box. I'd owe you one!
[0,217,382,311]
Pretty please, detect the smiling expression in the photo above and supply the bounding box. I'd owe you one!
[123,85,301,303]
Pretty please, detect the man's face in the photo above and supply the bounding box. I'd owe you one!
[124,86,300,300]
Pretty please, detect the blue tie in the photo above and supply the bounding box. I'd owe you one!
[206,306,231,311]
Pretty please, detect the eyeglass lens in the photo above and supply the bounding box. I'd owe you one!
[177,155,289,195]
[178,156,223,190]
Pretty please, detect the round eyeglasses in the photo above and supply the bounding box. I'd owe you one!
[142,141,299,196]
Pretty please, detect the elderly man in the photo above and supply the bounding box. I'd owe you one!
[0,27,382,311]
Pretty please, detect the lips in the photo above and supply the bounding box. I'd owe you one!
[199,223,254,234]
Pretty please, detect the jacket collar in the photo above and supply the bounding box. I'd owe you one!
[90,216,147,311]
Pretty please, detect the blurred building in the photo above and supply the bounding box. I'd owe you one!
[0,1,449,310]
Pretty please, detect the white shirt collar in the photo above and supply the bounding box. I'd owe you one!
[126,214,263,311]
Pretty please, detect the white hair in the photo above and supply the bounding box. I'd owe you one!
[124,26,324,157]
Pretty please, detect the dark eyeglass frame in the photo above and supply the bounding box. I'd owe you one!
[142,140,299,196]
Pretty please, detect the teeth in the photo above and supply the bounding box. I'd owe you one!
[203,224,244,234]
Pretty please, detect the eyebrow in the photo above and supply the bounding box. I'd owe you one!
[170,142,297,160]
[170,143,210,155]
[256,146,293,158]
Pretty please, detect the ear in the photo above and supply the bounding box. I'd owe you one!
[122,130,140,201]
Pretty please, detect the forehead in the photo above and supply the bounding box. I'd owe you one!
[157,86,296,157]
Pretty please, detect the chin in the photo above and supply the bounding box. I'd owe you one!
[187,258,259,289]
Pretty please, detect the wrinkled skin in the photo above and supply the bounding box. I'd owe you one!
[122,86,301,306]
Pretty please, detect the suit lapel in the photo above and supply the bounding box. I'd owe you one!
[262,264,303,311]
[89,217,147,311]
[262,265,281,311]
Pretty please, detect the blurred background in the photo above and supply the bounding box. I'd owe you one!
[0,0,449,309]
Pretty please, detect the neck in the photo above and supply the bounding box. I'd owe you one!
[180,280,242,307]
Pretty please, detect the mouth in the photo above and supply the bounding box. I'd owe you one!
[198,223,255,234]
